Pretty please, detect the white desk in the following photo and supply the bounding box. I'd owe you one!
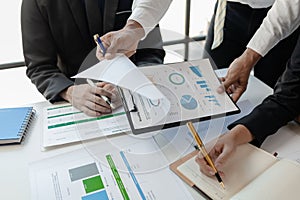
[1,68,299,200]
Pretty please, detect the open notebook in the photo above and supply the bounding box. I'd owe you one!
[170,143,300,200]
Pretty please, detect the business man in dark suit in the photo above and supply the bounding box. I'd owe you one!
[21,0,165,116]
[196,32,300,176]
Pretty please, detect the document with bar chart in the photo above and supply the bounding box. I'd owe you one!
[119,59,240,134]
[29,135,194,200]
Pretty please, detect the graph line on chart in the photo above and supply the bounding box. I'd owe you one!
[120,151,146,200]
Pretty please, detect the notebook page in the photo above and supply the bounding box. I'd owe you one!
[232,159,300,200]
[177,144,277,199]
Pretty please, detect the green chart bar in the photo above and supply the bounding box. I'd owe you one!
[48,112,126,129]
[106,154,130,200]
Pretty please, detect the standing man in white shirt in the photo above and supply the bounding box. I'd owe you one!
[214,0,300,101]
[204,0,300,100]
[98,0,300,102]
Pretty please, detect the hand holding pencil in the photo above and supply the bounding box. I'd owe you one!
[187,122,225,189]
[192,123,254,188]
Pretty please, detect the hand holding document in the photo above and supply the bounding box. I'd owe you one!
[73,54,166,101]
[74,57,239,135]
[73,54,171,131]
[86,79,113,109]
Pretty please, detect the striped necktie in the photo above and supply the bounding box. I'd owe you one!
[211,0,227,50]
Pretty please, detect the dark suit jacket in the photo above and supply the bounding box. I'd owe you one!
[229,33,300,146]
[21,0,165,102]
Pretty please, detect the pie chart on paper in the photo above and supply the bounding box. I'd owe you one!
[180,95,198,110]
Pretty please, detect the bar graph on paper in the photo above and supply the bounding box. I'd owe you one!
[29,143,194,200]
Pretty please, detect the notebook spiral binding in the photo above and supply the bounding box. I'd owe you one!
[17,108,36,142]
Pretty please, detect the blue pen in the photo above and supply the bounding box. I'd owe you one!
[93,34,106,56]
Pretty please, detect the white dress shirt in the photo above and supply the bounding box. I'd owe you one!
[247,0,300,56]
[128,0,172,37]
[129,0,300,57]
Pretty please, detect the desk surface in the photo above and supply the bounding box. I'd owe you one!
[1,68,299,200]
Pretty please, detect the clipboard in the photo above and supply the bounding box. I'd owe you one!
[169,150,212,200]
[118,59,240,134]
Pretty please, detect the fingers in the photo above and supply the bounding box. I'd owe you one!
[96,82,115,91]
[92,87,113,101]
[78,98,111,117]
[80,107,101,117]
[221,78,236,94]
[215,146,232,169]
[230,87,245,102]
[80,94,112,117]
[125,50,136,58]
[86,98,111,112]
[217,76,246,102]
[70,84,114,116]
[217,76,235,94]
[195,156,215,177]
[99,29,138,60]
[104,34,119,59]
[96,45,104,61]
[84,88,113,116]
[96,82,119,100]
[81,103,111,117]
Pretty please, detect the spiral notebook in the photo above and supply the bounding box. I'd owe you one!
[0,107,35,144]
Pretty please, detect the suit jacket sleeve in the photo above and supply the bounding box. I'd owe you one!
[229,35,300,146]
[21,0,73,102]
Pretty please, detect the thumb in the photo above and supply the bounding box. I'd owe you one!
[105,36,119,60]
[222,77,236,92]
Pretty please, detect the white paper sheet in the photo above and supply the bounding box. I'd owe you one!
[73,54,166,100]
[30,134,195,200]
[43,103,130,147]
[122,59,240,132]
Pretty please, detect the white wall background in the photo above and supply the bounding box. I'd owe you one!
[0,0,215,65]
[0,0,23,64]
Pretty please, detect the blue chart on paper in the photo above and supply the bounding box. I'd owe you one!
[196,80,211,92]
[180,95,198,110]
[189,66,202,77]
[205,95,221,106]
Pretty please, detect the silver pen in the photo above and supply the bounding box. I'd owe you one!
[86,78,113,108]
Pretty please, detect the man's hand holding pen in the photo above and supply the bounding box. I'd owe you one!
[187,122,225,189]
[60,82,114,117]
[95,20,145,61]
[195,124,254,180]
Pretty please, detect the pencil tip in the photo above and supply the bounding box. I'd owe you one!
[220,182,225,189]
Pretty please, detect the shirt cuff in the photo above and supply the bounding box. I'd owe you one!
[247,29,280,57]
[128,8,157,39]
